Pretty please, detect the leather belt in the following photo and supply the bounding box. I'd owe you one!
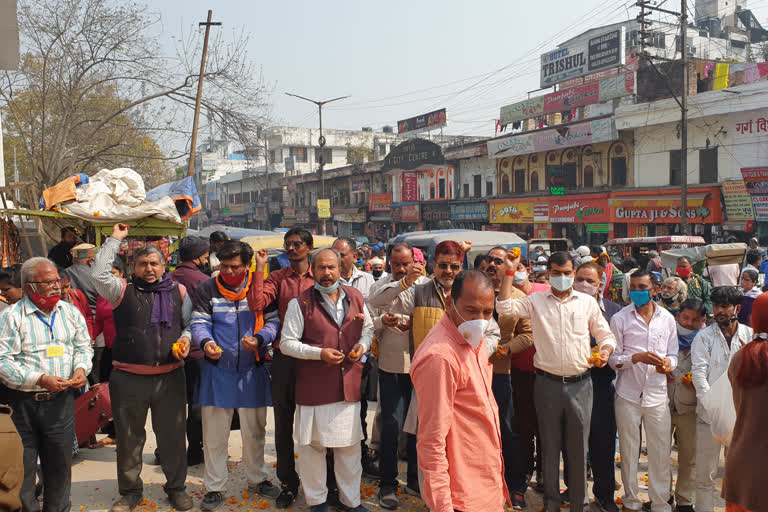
[11,390,60,402]
[536,369,591,383]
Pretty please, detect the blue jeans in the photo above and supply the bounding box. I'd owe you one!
[378,371,417,489]
[492,373,526,494]
[11,391,75,512]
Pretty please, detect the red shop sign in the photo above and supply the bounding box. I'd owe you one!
[402,172,418,202]
[549,197,610,223]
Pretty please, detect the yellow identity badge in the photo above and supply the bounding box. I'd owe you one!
[46,345,64,357]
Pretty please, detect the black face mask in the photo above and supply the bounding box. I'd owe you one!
[196,262,212,275]
[661,295,678,306]
[716,314,738,328]
[372,270,383,279]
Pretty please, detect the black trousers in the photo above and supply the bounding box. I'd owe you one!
[111,368,187,497]
[587,376,617,503]
[378,371,418,489]
[271,350,301,491]
[510,368,541,480]
[184,358,203,459]
[10,391,74,512]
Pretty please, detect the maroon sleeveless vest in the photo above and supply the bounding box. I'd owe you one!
[295,285,365,406]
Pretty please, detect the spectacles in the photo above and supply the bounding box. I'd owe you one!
[284,241,306,249]
[489,257,504,266]
[437,263,462,272]
[29,279,62,287]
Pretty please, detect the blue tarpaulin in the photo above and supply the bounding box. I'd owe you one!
[146,176,201,220]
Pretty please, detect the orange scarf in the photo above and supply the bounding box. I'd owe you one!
[216,272,264,333]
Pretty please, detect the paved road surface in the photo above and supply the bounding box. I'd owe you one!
[69,406,725,512]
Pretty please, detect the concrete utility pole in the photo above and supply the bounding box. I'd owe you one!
[284,93,350,234]
[680,0,689,235]
[636,0,689,235]
[187,10,221,178]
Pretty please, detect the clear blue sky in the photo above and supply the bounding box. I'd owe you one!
[153,0,768,139]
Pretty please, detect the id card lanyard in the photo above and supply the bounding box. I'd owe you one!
[34,311,57,341]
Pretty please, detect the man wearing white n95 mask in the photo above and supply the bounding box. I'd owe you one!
[496,251,616,512]
[410,270,507,512]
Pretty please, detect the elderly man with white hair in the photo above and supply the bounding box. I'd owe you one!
[659,277,687,314]
[0,257,93,512]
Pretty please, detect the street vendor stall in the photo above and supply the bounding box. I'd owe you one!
[0,169,199,264]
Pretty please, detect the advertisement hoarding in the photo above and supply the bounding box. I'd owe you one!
[487,119,618,158]
[402,172,418,202]
[397,109,447,135]
[316,199,331,219]
[721,180,754,222]
[500,72,634,125]
[549,197,610,223]
[450,202,487,221]
[741,167,768,221]
[369,193,392,212]
[488,201,535,224]
[540,28,625,88]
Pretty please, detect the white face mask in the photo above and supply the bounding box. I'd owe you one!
[573,280,598,296]
[550,275,574,292]
[513,271,528,284]
[453,304,489,349]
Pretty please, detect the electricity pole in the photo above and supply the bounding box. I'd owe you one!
[284,93,350,234]
[187,10,221,178]
[680,0,689,235]
[636,0,689,235]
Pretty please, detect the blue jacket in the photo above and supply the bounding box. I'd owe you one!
[190,277,278,408]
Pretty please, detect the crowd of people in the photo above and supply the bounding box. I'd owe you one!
[0,225,765,512]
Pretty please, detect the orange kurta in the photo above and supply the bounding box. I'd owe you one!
[410,314,508,512]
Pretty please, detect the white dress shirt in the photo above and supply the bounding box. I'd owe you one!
[496,289,616,376]
[609,303,679,408]
[280,286,374,447]
[340,267,375,300]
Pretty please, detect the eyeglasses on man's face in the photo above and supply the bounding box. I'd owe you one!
[284,241,306,249]
[437,263,462,272]
[29,279,62,288]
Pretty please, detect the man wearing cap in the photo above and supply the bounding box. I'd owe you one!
[61,243,99,312]
[169,236,211,467]
[370,259,387,282]
[48,227,78,270]
[62,243,99,381]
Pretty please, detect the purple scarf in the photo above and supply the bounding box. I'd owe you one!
[133,274,178,327]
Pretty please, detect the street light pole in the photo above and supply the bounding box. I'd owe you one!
[285,92,350,234]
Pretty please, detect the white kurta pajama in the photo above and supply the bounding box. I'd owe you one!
[280,288,374,507]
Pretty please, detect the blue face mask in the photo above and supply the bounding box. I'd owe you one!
[677,323,700,351]
[629,289,652,307]
[314,280,340,294]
